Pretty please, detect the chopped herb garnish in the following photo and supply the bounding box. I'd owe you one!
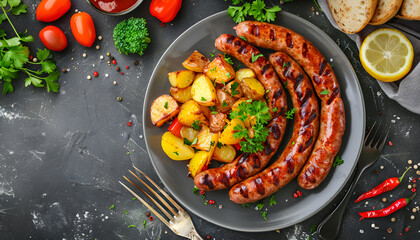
[282,62,286,68]
[251,53,264,63]
[210,141,215,147]
[246,99,253,103]
[320,89,329,95]
[211,111,218,114]
[222,100,228,107]
[273,107,278,112]
[209,106,216,111]
[210,52,215,58]
[191,120,201,131]
[242,203,250,208]
[132,197,136,200]
[193,186,199,195]
[256,202,264,210]
[143,220,146,228]
[224,53,234,65]
[292,141,295,145]
[164,102,168,109]
[125,211,128,215]
[191,138,198,145]
[330,63,333,68]
[221,80,226,86]
[269,195,277,206]
[285,108,296,119]
[209,67,217,73]
[307,224,318,240]
[283,81,287,88]
[333,155,344,168]
[240,36,247,41]
[201,97,207,101]
[261,210,268,221]
[128,225,137,228]
[226,72,231,78]
[265,89,270,94]
[109,204,115,210]
[230,81,240,96]
[184,138,193,146]
[173,151,179,155]
[216,142,223,149]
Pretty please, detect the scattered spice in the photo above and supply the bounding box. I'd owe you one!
[389,141,393,146]
[206,236,211,239]
[127,122,132,127]
[87,75,92,80]
[387,227,392,233]
[33,57,38,63]
[391,217,396,222]
[107,52,111,56]
[200,190,205,195]
[83,53,87,58]
[93,71,98,77]
[62,68,68,73]
[408,160,413,164]
[209,200,215,205]
[117,97,122,101]
[116,67,120,72]
[293,193,298,198]
[126,65,129,69]
[297,190,303,196]
[113,81,117,85]
[146,211,151,217]
[112,59,117,64]
[410,215,415,219]
[382,197,387,202]
[96,45,100,50]
[120,72,124,75]
[149,216,153,221]
[100,55,104,60]
[405,227,409,232]
[98,35,103,40]
[133,60,139,66]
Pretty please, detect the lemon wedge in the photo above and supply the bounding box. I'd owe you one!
[360,28,414,82]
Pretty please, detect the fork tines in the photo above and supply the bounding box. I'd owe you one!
[364,121,390,151]
[119,165,185,228]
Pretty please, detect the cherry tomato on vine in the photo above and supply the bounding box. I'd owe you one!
[70,12,96,47]
[36,0,71,22]
[39,26,67,52]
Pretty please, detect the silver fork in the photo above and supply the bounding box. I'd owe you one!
[119,165,203,240]
[317,122,389,240]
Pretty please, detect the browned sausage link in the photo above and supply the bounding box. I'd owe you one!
[229,52,319,203]
[193,34,287,191]
[235,21,345,189]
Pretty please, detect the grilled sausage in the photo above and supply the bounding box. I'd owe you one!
[235,21,345,189]
[229,52,320,203]
[194,34,287,191]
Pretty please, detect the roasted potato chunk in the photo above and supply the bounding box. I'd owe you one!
[213,144,236,163]
[168,70,195,88]
[189,151,209,177]
[215,88,236,113]
[191,74,217,106]
[219,118,245,145]
[161,132,195,160]
[178,100,209,127]
[182,51,210,72]
[235,68,256,82]
[170,86,192,103]
[203,54,235,84]
[195,125,213,151]
[207,132,219,164]
[180,126,199,143]
[239,77,265,100]
[210,112,227,133]
[223,80,243,98]
[150,95,180,127]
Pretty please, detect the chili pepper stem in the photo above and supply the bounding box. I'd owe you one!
[398,166,411,182]
[406,192,416,204]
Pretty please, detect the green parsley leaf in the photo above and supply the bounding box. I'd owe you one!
[210,67,217,73]
[164,102,168,109]
[249,0,281,22]
[173,151,179,155]
[282,62,286,68]
[201,97,207,101]
[211,111,218,114]
[209,106,216,111]
[132,197,136,200]
[222,100,228,107]
[226,72,231,78]
[125,211,128,215]
[143,220,146,228]
[41,59,57,74]
[230,81,240,96]
[283,81,287,88]
[210,141,215,146]
[223,53,234,65]
[191,120,201,131]
[246,99,253,103]
[251,53,264,63]
[210,52,215,58]
[285,108,296,119]
[128,225,137,228]
[191,138,198,145]
[109,204,115,210]
[25,76,44,88]
[307,224,318,240]
[10,3,27,15]
[216,142,223,149]
[269,195,276,206]
[184,138,193,146]
[333,155,344,168]
[292,141,295,145]
[320,89,329,95]
[193,186,199,195]
[221,80,226,86]
[272,107,278,112]
[3,45,29,68]
[242,203,249,207]
[37,48,50,61]
[227,3,251,23]
[240,36,247,41]
[256,202,264,210]
[261,210,268,221]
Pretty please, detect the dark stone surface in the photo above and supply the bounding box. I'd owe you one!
[0,0,419,239]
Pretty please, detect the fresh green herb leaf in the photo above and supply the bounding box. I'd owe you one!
[256,202,264,210]
[211,111,218,114]
[132,197,136,200]
[285,108,296,119]
[265,89,270,94]
[164,102,168,109]
[173,151,179,155]
[249,0,281,22]
[292,141,295,145]
[230,82,240,96]
[209,106,216,111]
[333,155,344,168]
[210,141,215,147]
[201,97,207,101]
[210,52,215,58]
[222,100,228,107]
[193,186,199,195]
[246,99,253,103]
[209,67,217,73]
[242,203,249,207]
[223,53,234,65]
[261,210,268,221]
[251,53,264,63]
[184,138,193,146]
[320,90,329,95]
[269,195,277,206]
[240,36,247,41]
[221,80,226,86]
[273,107,278,112]
[227,2,251,23]
[143,220,146,228]
[125,211,128,215]
[191,138,198,145]
[307,224,318,240]
[283,81,287,88]
[128,225,137,228]
[192,120,201,131]
[109,205,115,210]
[282,62,286,68]
[216,142,223,149]
[226,72,231,78]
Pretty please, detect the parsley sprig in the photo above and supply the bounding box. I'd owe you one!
[285,108,296,119]
[227,0,282,23]
[230,100,271,153]
[333,155,344,168]
[0,2,60,94]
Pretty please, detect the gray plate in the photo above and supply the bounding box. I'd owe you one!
[143,11,365,232]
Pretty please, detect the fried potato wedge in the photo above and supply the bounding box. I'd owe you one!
[182,51,210,72]
[213,144,236,163]
[239,77,265,100]
[203,54,235,84]
[195,125,213,151]
[161,132,195,160]
[150,95,180,127]
[170,86,192,103]
[168,70,195,88]
[235,68,256,82]
[180,126,199,143]
[191,74,217,106]
[219,118,245,145]
[223,80,243,98]
[215,88,236,113]
[178,100,209,127]
[189,151,209,178]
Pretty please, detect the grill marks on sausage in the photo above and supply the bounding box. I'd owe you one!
[275,55,284,68]
[294,73,303,91]
[302,42,308,58]
[240,185,249,198]
[202,174,215,189]
[285,156,295,173]
[304,110,317,126]
[270,167,280,186]
[252,155,261,169]
[221,174,230,188]
[327,87,339,105]
[236,153,250,166]
[299,136,314,153]
[273,89,283,101]
[319,60,327,76]
[226,35,235,44]
[261,64,270,75]
[238,45,248,54]
[264,140,274,155]
[236,166,248,179]
[251,24,260,36]
[313,75,321,85]
[254,177,265,195]
[286,32,293,48]
[270,123,281,139]
[269,29,275,41]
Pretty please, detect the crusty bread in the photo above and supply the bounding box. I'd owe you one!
[327,0,379,33]
[370,0,403,25]
[396,0,420,20]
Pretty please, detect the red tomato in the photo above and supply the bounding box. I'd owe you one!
[39,26,67,52]
[70,12,96,47]
[36,0,71,22]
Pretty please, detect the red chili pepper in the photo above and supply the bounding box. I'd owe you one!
[233,143,241,151]
[149,216,153,221]
[359,193,416,218]
[149,0,182,23]
[168,117,183,138]
[355,167,411,203]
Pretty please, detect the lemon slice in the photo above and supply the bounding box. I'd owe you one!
[360,28,414,82]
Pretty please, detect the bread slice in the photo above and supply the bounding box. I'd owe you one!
[370,0,403,25]
[327,0,379,33]
[396,0,420,20]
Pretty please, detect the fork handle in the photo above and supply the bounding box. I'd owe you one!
[188,228,203,240]
[317,167,364,240]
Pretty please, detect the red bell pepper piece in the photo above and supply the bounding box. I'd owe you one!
[150,0,182,23]
[168,117,183,138]
[355,167,411,202]
[359,193,416,218]
[233,143,241,151]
